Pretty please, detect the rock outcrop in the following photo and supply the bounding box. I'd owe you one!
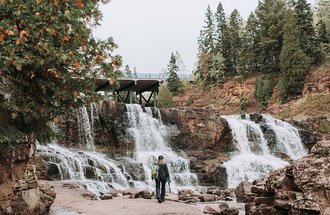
[0,142,56,214]
[161,107,232,188]
[246,140,330,215]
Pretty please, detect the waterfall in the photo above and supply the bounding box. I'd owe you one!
[37,143,128,195]
[125,104,198,192]
[77,106,94,150]
[262,114,307,159]
[222,114,307,188]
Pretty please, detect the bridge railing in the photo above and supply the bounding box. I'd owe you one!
[125,73,192,80]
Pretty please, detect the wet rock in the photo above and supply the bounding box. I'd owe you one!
[122,188,140,196]
[82,192,97,200]
[47,163,62,180]
[123,163,146,181]
[84,166,96,179]
[203,205,218,214]
[246,140,330,215]
[100,194,113,200]
[200,194,219,202]
[219,207,239,215]
[133,190,152,199]
[213,188,236,201]
[235,181,252,203]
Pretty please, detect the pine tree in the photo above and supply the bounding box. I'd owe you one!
[125,65,132,78]
[241,12,261,73]
[166,53,182,95]
[256,0,286,74]
[292,0,318,64]
[133,67,138,78]
[278,10,310,103]
[214,2,231,75]
[202,5,215,54]
[228,9,243,75]
[208,53,225,84]
[315,0,330,42]
[316,20,330,63]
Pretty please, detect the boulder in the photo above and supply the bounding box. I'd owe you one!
[100,194,113,200]
[246,140,330,215]
[235,181,252,203]
[133,190,152,199]
[203,205,218,214]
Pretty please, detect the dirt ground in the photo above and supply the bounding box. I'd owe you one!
[49,181,204,215]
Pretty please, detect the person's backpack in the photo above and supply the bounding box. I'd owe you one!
[151,164,158,179]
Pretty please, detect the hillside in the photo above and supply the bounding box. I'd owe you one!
[174,61,330,120]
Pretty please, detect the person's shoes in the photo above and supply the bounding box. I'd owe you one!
[157,197,161,203]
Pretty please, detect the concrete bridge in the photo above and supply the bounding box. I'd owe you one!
[95,78,164,107]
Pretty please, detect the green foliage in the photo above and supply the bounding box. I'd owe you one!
[157,82,174,108]
[0,0,120,142]
[319,119,330,134]
[315,0,330,43]
[202,5,215,53]
[254,75,274,110]
[166,53,182,95]
[240,12,261,74]
[278,10,310,103]
[293,0,318,64]
[125,65,133,78]
[256,0,286,74]
[227,9,243,75]
[239,92,248,113]
[214,2,231,75]
[208,53,225,84]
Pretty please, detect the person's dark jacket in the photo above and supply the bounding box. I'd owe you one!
[158,163,170,181]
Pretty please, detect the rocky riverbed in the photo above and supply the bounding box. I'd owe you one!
[49,180,230,215]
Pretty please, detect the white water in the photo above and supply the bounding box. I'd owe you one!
[222,114,307,188]
[126,104,198,192]
[77,106,94,150]
[37,143,128,195]
[262,114,307,159]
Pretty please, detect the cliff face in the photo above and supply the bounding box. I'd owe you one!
[0,142,56,214]
[245,140,330,215]
[55,101,319,188]
[160,107,233,188]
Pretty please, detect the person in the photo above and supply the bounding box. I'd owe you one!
[154,155,170,203]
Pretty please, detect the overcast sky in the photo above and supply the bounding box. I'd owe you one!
[93,0,316,74]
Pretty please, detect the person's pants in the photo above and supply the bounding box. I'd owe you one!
[156,179,166,202]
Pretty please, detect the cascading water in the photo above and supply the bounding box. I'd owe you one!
[37,143,128,195]
[262,114,307,159]
[222,114,307,188]
[77,106,94,150]
[125,104,198,192]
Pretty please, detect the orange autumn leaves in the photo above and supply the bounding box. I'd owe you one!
[76,0,84,9]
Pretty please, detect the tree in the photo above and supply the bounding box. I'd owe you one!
[208,53,225,84]
[202,5,216,54]
[125,65,132,78]
[292,0,318,64]
[0,0,120,142]
[315,0,330,42]
[214,2,231,75]
[240,12,261,73]
[228,9,243,75]
[133,67,138,78]
[256,0,286,74]
[278,10,310,103]
[156,82,174,108]
[166,53,182,95]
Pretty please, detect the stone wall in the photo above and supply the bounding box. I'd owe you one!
[0,142,56,214]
